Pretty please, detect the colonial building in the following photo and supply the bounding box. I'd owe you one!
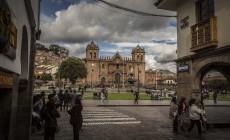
[155,0,230,100]
[0,0,40,140]
[84,41,146,87]
[34,49,67,80]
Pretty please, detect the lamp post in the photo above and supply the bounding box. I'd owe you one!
[160,70,163,97]
[155,70,157,90]
[91,63,94,88]
[122,59,125,87]
[138,67,140,92]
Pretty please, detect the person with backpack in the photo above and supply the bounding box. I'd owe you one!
[67,98,83,140]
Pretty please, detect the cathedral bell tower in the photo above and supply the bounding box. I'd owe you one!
[85,41,99,85]
[86,41,99,60]
[131,45,145,85]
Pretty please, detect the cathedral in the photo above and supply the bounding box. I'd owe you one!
[84,41,145,86]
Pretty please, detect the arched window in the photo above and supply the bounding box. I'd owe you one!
[94,52,96,58]
[137,55,139,60]
[141,55,143,61]
[116,64,119,69]
[90,52,92,58]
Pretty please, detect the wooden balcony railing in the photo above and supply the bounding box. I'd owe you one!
[190,17,218,52]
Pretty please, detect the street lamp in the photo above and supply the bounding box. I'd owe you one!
[160,70,163,97]
[138,67,140,92]
[91,63,94,88]
[155,69,158,90]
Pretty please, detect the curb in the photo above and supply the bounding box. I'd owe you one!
[97,105,230,107]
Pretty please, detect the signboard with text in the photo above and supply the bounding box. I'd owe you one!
[0,71,14,88]
[178,64,189,72]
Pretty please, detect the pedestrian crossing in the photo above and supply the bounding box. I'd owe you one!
[82,107,141,126]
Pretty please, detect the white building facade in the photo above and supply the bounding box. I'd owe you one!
[155,0,230,100]
[0,0,40,139]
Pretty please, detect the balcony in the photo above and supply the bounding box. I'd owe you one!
[190,17,218,52]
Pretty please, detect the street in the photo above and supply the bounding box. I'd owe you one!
[32,104,230,140]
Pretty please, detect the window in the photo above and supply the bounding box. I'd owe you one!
[102,64,105,69]
[197,0,214,22]
[90,52,92,58]
[141,55,143,61]
[116,64,119,69]
[94,52,96,58]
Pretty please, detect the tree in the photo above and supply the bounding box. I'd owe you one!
[56,57,87,85]
[40,73,53,84]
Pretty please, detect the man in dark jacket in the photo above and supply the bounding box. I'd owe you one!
[67,98,83,140]
[58,90,64,111]
[42,94,60,140]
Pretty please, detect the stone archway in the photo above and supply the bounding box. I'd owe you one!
[190,55,230,101]
[194,55,230,90]
[101,76,106,84]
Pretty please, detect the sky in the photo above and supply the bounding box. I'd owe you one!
[39,0,177,73]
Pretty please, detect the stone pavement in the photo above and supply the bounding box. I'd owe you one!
[31,100,230,140]
[81,99,230,107]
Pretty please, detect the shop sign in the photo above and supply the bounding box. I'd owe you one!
[178,64,189,72]
[0,71,14,88]
[180,16,189,29]
[0,0,17,59]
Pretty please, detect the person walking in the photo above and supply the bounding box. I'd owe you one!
[63,90,70,111]
[197,101,207,133]
[67,98,83,140]
[58,90,64,111]
[101,91,105,103]
[169,97,179,134]
[213,91,217,104]
[42,94,60,140]
[70,90,77,108]
[186,98,204,138]
[134,91,139,105]
[178,97,187,131]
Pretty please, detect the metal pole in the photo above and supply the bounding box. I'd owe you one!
[155,70,157,90]
[160,70,162,97]
[138,67,140,92]
[123,59,125,87]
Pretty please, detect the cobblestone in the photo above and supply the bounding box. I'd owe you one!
[31,100,230,140]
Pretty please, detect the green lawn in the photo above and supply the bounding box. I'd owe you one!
[206,95,230,101]
[83,92,164,100]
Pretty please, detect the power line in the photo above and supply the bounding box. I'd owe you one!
[97,0,177,18]
[95,3,156,19]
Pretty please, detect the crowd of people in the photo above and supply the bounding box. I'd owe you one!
[169,95,207,139]
[32,88,84,140]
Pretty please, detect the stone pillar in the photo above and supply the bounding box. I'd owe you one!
[14,28,36,140]
[15,79,30,140]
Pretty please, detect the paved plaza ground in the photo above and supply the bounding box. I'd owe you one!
[31,100,230,140]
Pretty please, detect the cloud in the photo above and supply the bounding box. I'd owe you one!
[40,0,177,73]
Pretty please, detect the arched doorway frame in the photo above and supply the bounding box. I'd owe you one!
[114,73,121,84]
[19,25,29,79]
[193,55,230,94]
[101,76,106,84]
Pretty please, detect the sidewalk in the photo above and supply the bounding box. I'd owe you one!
[81,99,230,107]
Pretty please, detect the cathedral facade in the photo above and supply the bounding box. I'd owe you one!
[85,41,145,86]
